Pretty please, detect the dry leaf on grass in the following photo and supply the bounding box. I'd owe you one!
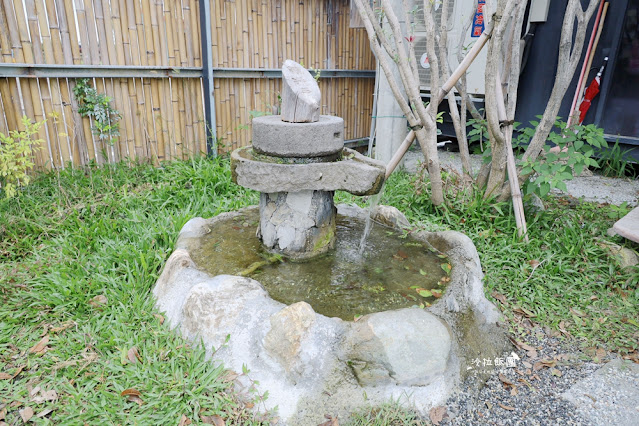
[0,373,11,380]
[88,295,108,307]
[178,414,192,426]
[120,388,141,397]
[53,360,77,371]
[50,321,76,334]
[201,414,225,426]
[127,395,144,406]
[127,347,142,364]
[491,292,508,304]
[153,314,165,324]
[36,408,53,418]
[19,407,34,422]
[429,406,447,425]
[29,335,49,354]
[0,407,6,420]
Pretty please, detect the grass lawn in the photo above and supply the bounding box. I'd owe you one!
[1,157,637,424]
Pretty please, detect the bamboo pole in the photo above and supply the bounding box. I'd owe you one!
[494,69,528,241]
[23,0,52,169]
[1,0,28,131]
[55,0,87,164]
[83,0,100,64]
[195,79,206,154]
[191,0,201,67]
[155,0,173,160]
[182,0,195,67]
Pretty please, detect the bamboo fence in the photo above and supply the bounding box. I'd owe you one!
[0,0,376,169]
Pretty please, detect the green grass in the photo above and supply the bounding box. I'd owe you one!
[1,157,637,424]
[0,157,263,424]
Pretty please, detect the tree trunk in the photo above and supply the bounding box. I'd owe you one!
[415,125,444,206]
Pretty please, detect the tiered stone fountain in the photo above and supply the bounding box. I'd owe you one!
[232,60,385,259]
[153,61,509,424]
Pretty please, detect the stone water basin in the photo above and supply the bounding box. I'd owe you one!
[153,204,509,424]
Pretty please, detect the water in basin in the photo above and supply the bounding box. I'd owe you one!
[186,209,448,320]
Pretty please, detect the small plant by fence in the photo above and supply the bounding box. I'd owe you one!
[0,0,376,170]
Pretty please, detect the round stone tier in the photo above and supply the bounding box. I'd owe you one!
[231,147,386,196]
[252,115,344,158]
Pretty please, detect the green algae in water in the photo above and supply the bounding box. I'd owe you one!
[186,210,447,321]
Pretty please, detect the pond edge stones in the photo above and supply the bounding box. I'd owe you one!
[153,204,510,425]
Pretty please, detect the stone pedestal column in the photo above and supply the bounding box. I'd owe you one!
[258,190,336,259]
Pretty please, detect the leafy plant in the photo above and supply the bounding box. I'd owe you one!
[518,119,606,197]
[73,78,121,144]
[597,141,636,178]
[468,116,608,197]
[0,116,44,199]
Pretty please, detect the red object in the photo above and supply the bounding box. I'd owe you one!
[578,76,600,124]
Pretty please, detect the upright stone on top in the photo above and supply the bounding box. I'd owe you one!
[281,59,321,123]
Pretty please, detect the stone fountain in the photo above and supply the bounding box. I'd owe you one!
[153,61,510,424]
[232,60,385,259]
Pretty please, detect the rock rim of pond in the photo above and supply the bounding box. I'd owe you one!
[153,204,511,424]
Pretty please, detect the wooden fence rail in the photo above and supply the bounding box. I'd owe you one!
[0,0,376,170]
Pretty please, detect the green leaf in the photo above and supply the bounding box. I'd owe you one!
[539,182,551,197]
[417,289,433,298]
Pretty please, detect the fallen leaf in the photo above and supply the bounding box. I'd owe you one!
[551,368,562,377]
[533,359,557,371]
[36,408,53,418]
[513,306,536,318]
[522,361,532,369]
[89,295,108,307]
[528,259,540,268]
[53,359,78,370]
[485,401,493,410]
[127,395,144,406]
[518,378,534,390]
[491,292,507,304]
[498,403,515,411]
[153,314,165,324]
[19,407,34,422]
[120,388,141,397]
[0,373,11,380]
[429,406,447,425]
[318,414,339,426]
[395,250,408,260]
[178,414,192,426]
[514,340,536,352]
[50,321,75,334]
[498,373,515,386]
[570,308,586,317]
[526,349,538,359]
[510,386,518,396]
[127,347,142,364]
[29,335,49,354]
[0,407,6,420]
[201,414,225,426]
[596,348,606,360]
[431,289,443,298]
